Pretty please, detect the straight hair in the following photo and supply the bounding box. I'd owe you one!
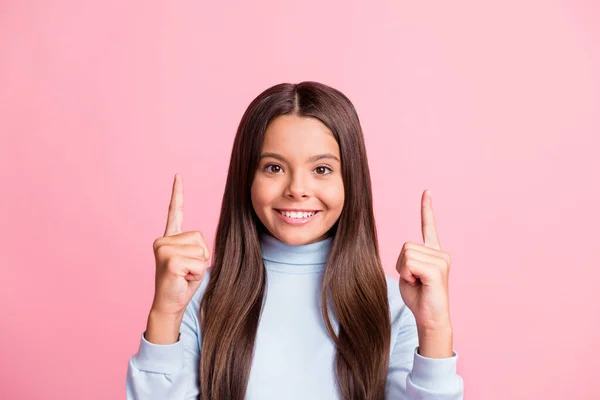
[199,81,391,399]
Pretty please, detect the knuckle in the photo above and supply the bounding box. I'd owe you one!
[155,244,166,258]
[438,262,447,272]
[445,253,452,265]
[196,245,207,260]
[437,261,449,276]
[169,202,182,212]
[444,259,451,270]
[439,253,451,268]
[395,261,403,274]
[166,256,179,272]
[157,246,175,264]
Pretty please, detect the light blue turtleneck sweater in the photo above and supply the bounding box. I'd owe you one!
[126,234,464,399]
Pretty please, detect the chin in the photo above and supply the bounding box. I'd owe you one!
[274,230,328,246]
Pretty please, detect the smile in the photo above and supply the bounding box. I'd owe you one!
[274,209,321,226]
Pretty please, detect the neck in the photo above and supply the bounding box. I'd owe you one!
[259,233,333,273]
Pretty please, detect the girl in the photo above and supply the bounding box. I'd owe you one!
[126,81,464,399]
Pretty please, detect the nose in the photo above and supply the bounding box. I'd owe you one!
[284,171,310,199]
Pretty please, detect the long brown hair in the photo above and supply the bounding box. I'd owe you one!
[199,81,391,399]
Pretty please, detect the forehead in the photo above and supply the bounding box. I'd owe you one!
[262,115,340,158]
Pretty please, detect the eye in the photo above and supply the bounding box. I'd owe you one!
[264,163,283,173]
[314,165,333,175]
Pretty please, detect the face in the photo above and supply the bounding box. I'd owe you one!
[251,114,345,246]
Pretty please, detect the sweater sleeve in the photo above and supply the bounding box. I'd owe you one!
[385,306,464,399]
[126,273,208,400]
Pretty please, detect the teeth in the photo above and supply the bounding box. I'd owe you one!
[280,211,315,219]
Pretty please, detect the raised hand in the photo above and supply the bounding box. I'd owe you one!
[396,190,452,335]
[150,173,211,319]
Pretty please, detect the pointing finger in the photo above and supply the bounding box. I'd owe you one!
[421,189,441,250]
[164,173,184,237]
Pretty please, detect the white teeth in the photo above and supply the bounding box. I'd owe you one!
[279,211,315,219]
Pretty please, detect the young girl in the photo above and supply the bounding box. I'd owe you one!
[126,81,464,399]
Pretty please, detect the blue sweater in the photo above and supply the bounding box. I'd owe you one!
[126,233,464,399]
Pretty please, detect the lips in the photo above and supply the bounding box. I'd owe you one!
[275,209,320,213]
[274,209,321,225]
[274,209,322,217]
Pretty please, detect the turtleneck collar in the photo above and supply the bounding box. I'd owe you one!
[259,232,333,274]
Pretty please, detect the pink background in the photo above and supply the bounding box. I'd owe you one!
[1,1,599,399]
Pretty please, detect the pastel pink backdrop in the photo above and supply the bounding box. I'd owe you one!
[1,1,599,399]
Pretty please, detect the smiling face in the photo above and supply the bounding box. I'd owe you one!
[251,114,345,246]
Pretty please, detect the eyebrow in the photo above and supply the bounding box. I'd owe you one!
[259,152,340,163]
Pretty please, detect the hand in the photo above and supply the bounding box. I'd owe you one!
[150,173,211,317]
[396,189,452,333]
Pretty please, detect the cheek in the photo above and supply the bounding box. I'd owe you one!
[320,179,345,210]
[251,178,278,209]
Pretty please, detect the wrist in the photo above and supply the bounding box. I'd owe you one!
[149,306,185,321]
[145,309,184,345]
[417,321,453,336]
[417,325,454,359]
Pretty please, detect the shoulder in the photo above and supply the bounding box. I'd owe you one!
[383,273,403,315]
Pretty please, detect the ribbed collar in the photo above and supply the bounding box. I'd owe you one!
[260,233,333,274]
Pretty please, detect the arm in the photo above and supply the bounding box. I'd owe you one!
[388,189,463,398]
[126,270,209,400]
[385,306,464,399]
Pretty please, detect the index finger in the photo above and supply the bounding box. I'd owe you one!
[164,173,184,237]
[421,189,441,250]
